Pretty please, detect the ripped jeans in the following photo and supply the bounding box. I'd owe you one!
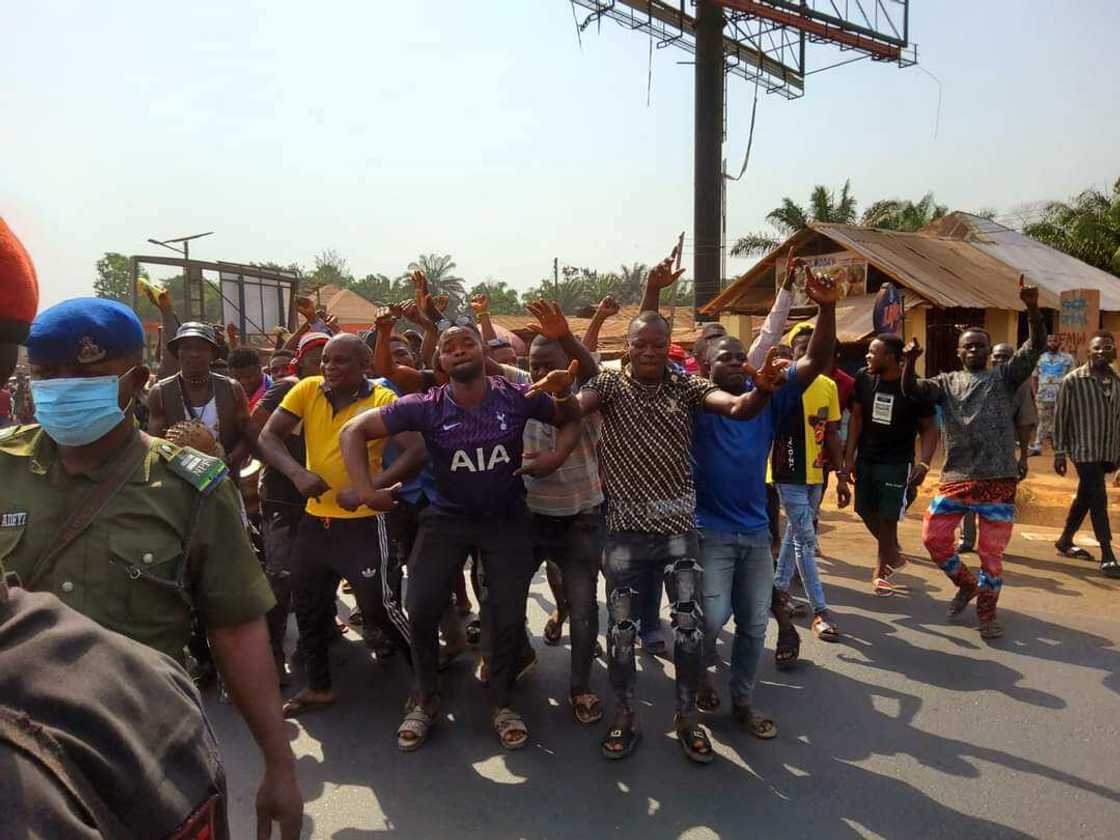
[604,530,703,716]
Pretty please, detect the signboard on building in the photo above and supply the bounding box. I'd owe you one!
[777,251,868,307]
[873,282,905,336]
[1057,288,1100,363]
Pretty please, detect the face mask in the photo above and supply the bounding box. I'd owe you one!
[30,370,133,446]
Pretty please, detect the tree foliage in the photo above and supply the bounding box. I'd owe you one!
[732,182,954,256]
[1023,178,1120,276]
[860,192,948,232]
[407,253,467,314]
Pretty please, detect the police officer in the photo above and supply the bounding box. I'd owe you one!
[0,298,302,839]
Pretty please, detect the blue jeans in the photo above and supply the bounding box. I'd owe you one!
[699,527,773,705]
[775,483,828,614]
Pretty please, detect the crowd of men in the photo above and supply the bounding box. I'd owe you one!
[2,212,1118,836]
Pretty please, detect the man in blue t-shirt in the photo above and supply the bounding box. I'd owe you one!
[338,323,580,753]
[692,292,836,737]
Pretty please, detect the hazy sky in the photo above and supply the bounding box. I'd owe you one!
[4,1,1118,308]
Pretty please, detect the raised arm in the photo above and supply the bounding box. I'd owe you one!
[470,293,499,345]
[526,299,600,382]
[372,306,428,394]
[900,340,942,403]
[155,291,182,380]
[791,258,838,386]
[1006,276,1046,388]
[702,349,787,421]
[748,256,797,368]
[639,245,684,314]
[583,295,619,352]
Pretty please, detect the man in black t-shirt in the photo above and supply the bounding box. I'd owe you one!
[843,334,938,595]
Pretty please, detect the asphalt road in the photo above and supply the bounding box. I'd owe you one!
[205,508,1120,839]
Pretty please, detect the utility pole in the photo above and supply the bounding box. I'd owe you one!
[553,257,559,297]
[693,0,724,321]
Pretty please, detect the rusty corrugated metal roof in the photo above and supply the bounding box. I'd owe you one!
[922,212,1120,310]
[703,220,1069,316]
[812,223,1060,310]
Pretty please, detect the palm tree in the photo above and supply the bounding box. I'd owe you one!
[730,180,858,257]
[861,192,948,232]
[406,253,467,313]
[1023,179,1120,276]
[612,262,648,305]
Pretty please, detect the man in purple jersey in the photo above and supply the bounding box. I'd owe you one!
[340,322,580,752]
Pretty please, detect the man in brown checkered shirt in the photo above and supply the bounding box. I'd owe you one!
[576,253,797,765]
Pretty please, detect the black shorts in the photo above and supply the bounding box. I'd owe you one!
[854,460,911,522]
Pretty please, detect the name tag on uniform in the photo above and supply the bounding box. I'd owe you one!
[872,392,894,425]
[0,512,27,527]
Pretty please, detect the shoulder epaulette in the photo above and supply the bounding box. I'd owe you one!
[156,440,229,495]
[0,424,41,454]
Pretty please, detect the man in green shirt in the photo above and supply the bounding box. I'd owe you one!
[0,297,302,839]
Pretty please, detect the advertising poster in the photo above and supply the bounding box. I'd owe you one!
[777,251,868,307]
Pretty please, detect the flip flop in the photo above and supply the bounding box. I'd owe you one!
[1055,543,1094,561]
[282,693,335,718]
[1100,559,1120,579]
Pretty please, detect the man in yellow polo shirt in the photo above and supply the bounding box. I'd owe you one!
[258,333,426,716]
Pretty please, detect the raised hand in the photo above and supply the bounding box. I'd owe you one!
[744,346,790,392]
[647,245,686,291]
[595,295,620,319]
[400,299,435,332]
[431,294,449,313]
[226,323,240,348]
[525,300,572,340]
[470,294,490,315]
[901,338,924,365]
[374,305,400,331]
[525,359,579,398]
[1018,272,1039,308]
[801,260,840,305]
[408,269,429,297]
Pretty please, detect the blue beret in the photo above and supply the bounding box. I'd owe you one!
[27,297,145,365]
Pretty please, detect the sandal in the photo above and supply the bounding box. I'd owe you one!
[697,685,721,713]
[1099,558,1120,579]
[569,692,603,725]
[732,705,778,739]
[775,623,800,671]
[398,699,439,752]
[601,714,640,760]
[493,707,528,750]
[674,714,715,765]
[282,691,335,719]
[1055,543,1093,561]
[979,620,1003,640]
[811,612,840,642]
[873,577,896,597]
[947,583,979,618]
[543,615,564,646]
